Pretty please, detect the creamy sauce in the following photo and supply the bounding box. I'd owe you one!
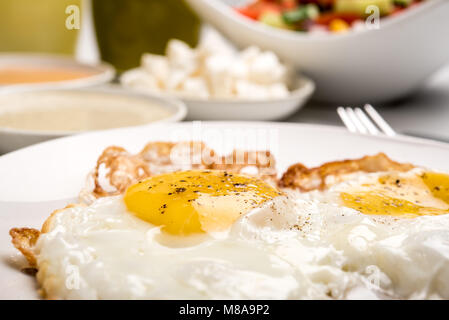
[0,68,94,84]
[0,91,174,132]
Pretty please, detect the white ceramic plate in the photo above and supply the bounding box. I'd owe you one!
[1,122,449,299]
[186,0,449,103]
[0,53,115,92]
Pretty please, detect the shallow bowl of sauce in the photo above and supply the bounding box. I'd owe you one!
[0,53,115,91]
[0,86,186,154]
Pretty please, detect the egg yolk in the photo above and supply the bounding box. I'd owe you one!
[124,170,282,235]
[341,172,449,218]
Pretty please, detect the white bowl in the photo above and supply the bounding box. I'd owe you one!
[0,53,115,92]
[0,87,186,154]
[186,0,449,103]
[122,73,315,121]
[182,76,315,120]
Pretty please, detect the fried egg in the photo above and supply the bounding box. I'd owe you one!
[33,169,449,299]
[290,168,449,298]
[36,171,313,299]
[337,169,449,218]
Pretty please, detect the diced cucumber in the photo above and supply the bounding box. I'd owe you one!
[282,4,320,25]
[259,11,290,29]
[283,7,308,24]
[335,0,394,16]
[306,4,320,20]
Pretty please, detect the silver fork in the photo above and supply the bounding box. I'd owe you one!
[337,104,397,137]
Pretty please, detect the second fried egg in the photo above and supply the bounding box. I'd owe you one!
[334,169,449,218]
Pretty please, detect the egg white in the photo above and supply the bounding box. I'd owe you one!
[35,171,449,299]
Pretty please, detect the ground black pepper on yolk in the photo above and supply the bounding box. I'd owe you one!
[340,172,449,218]
[124,170,282,235]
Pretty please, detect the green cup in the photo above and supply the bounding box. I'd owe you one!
[92,0,201,73]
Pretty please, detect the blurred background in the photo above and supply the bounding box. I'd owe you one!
[0,0,449,154]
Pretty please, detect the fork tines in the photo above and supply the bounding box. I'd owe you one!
[337,104,396,136]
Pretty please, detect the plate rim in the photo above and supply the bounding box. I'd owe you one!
[0,121,448,203]
[1,121,449,160]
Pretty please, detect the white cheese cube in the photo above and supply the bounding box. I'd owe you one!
[141,53,170,85]
[229,59,249,80]
[166,39,197,73]
[234,80,270,100]
[198,27,236,59]
[179,77,210,99]
[121,69,160,92]
[166,69,189,91]
[248,51,286,85]
[205,55,234,98]
[239,46,261,64]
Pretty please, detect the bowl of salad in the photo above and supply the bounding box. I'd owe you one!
[186,0,449,103]
[234,0,424,34]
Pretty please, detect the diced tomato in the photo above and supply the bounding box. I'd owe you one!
[236,1,282,21]
[315,12,360,25]
[391,7,405,16]
[280,0,298,10]
[236,7,258,20]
